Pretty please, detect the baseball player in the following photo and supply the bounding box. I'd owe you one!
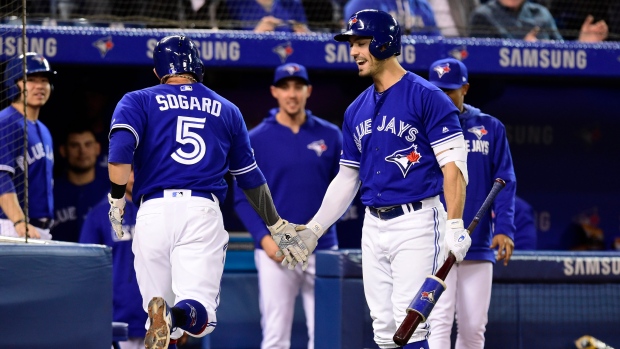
[427,57,516,349]
[233,63,342,349]
[0,52,56,240]
[107,35,308,349]
[283,10,472,349]
[80,170,146,349]
[52,126,109,242]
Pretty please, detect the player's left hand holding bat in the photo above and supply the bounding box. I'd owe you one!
[444,219,472,262]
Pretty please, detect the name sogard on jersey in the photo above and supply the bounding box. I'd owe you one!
[155,94,221,117]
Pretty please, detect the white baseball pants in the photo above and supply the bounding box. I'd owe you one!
[132,194,228,339]
[427,260,493,349]
[361,196,446,349]
[254,249,316,349]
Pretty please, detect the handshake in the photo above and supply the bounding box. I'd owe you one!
[267,218,323,271]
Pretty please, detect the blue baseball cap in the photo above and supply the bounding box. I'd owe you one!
[428,58,468,90]
[272,63,310,86]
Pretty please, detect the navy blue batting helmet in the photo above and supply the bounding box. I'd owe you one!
[153,35,204,83]
[334,9,401,60]
[4,52,56,100]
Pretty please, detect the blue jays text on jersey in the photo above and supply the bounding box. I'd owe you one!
[340,72,463,208]
[0,106,54,220]
[108,83,266,204]
[233,108,341,250]
[458,103,516,262]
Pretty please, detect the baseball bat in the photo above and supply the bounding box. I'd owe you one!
[392,178,506,346]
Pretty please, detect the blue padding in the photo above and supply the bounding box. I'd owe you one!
[0,243,112,349]
[316,249,362,278]
[112,322,129,342]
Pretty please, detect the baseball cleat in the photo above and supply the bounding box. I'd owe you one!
[145,297,172,349]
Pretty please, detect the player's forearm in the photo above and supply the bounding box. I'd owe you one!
[308,165,360,235]
[0,192,26,222]
[441,162,466,220]
[242,183,280,227]
[109,163,132,185]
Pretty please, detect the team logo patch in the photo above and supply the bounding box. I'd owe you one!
[468,126,488,140]
[385,144,422,178]
[273,42,294,63]
[180,85,193,91]
[449,45,469,61]
[421,290,436,304]
[187,303,198,328]
[283,63,300,75]
[433,63,451,78]
[307,139,327,156]
[442,126,449,133]
[92,36,114,58]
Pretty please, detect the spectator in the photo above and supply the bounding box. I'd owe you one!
[426,0,479,37]
[343,0,440,35]
[0,53,56,240]
[469,0,608,42]
[80,170,146,349]
[550,0,619,40]
[226,0,310,33]
[51,126,109,242]
[233,63,341,349]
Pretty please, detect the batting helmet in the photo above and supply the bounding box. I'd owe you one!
[153,35,204,83]
[4,52,56,101]
[334,9,401,60]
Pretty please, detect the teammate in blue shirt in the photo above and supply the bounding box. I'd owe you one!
[233,63,342,349]
[80,170,146,349]
[427,57,516,349]
[52,127,109,242]
[513,196,537,250]
[106,35,309,349]
[0,52,56,240]
[285,11,471,349]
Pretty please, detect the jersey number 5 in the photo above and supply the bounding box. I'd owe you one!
[171,116,207,165]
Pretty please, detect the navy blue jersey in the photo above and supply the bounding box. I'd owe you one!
[51,175,110,242]
[234,109,341,250]
[340,72,462,207]
[80,198,146,338]
[0,106,54,219]
[108,83,265,204]
[459,104,516,262]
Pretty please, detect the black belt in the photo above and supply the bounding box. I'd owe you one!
[142,190,214,203]
[368,201,423,220]
[30,218,54,230]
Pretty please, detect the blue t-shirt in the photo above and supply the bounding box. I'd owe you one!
[343,0,439,36]
[227,0,308,31]
[457,104,517,262]
[0,106,54,220]
[80,198,146,338]
[234,109,341,250]
[108,83,266,205]
[340,72,462,207]
[51,175,110,242]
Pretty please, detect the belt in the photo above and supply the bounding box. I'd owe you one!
[142,190,214,203]
[368,201,423,220]
[30,218,54,230]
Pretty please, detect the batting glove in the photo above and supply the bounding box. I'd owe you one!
[280,220,323,271]
[108,193,126,239]
[444,219,471,263]
[268,218,309,270]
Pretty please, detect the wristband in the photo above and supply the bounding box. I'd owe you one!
[110,181,127,199]
[13,218,26,227]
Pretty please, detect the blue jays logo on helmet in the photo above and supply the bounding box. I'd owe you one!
[334,9,401,60]
[153,35,204,83]
[3,52,56,100]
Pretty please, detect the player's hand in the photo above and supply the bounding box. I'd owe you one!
[490,233,514,266]
[578,15,608,42]
[267,218,309,269]
[108,193,126,239]
[524,26,539,42]
[444,219,471,263]
[260,235,285,263]
[14,221,41,239]
[254,16,282,32]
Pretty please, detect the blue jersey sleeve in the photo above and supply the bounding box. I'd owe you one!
[228,107,266,189]
[232,179,270,247]
[109,93,146,152]
[422,90,462,149]
[340,107,362,168]
[0,113,20,174]
[491,120,517,241]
